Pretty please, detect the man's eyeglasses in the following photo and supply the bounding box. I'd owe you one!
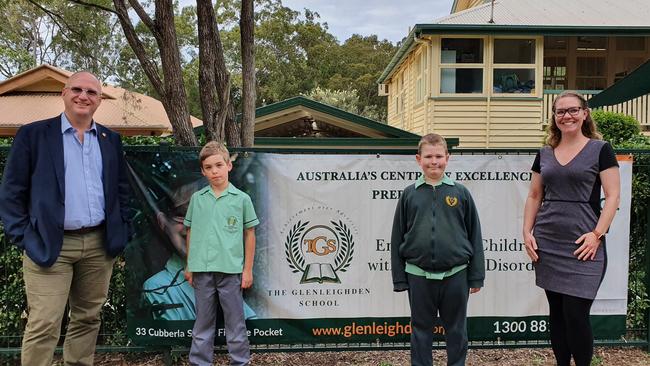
[553,107,582,118]
[67,87,101,98]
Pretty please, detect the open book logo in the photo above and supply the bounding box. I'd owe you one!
[284,220,355,284]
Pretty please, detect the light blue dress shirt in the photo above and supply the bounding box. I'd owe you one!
[61,113,105,230]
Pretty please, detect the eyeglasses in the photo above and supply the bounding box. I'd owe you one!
[67,87,101,98]
[553,107,582,117]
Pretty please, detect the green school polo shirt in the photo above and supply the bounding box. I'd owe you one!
[405,175,468,280]
[184,183,259,273]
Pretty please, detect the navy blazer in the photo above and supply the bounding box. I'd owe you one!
[0,115,132,267]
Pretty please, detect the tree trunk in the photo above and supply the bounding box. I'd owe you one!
[196,0,239,147]
[113,0,196,146]
[196,0,222,143]
[240,0,255,147]
[155,0,196,146]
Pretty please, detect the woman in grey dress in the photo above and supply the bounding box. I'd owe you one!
[522,91,620,366]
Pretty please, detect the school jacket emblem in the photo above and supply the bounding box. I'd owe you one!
[445,196,458,207]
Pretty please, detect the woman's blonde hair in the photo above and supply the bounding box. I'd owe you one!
[546,91,601,148]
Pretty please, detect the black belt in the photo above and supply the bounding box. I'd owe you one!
[64,223,104,235]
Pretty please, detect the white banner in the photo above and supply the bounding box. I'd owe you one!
[251,153,632,319]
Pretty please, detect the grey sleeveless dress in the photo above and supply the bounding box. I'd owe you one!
[532,139,612,300]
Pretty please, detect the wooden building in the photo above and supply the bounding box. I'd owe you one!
[378,0,650,147]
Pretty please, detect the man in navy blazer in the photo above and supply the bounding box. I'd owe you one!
[0,71,131,366]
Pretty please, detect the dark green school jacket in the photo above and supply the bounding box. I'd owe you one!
[390,176,485,291]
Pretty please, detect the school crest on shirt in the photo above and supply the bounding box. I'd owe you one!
[225,215,239,232]
[282,205,356,285]
[445,195,458,207]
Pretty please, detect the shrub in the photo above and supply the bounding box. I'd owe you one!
[591,109,641,146]
[0,232,26,347]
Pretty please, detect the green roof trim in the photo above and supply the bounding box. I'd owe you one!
[416,24,650,36]
[377,29,417,84]
[255,137,459,149]
[378,24,650,84]
[194,97,419,139]
[450,0,460,13]
[253,96,420,138]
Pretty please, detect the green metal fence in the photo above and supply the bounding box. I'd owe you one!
[0,145,649,362]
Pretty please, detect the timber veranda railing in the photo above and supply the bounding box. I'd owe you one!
[543,90,650,128]
[0,145,649,360]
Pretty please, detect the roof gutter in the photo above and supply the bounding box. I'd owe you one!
[378,23,650,84]
[414,24,650,36]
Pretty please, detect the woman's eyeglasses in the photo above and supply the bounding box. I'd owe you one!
[553,107,582,117]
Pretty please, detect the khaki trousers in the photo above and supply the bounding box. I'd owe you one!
[21,230,115,366]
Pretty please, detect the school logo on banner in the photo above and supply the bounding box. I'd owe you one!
[284,206,355,284]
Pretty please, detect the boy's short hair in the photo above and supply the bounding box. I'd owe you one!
[199,141,230,165]
[417,133,448,154]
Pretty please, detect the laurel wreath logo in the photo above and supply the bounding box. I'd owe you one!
[284,220,308,273]
[331,220,354,272]
[284,220,355,274]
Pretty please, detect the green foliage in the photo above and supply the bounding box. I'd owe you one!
[626,149,650,329]
[627,267,650,328]
[121,135,176,146]
[0,230,26,347]
[592,110,642,146]
[305,87,385,121]
[121,134,208,147]
[590,354,604,366]
[325,35,397,121]
[3,0,395,136]
[101,256,128,345]
[210,0,395,119]
[0,0,122,79]
[0,137,13,146]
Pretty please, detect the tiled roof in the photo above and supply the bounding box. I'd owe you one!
[0,65,202,135]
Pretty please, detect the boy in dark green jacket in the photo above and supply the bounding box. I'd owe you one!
[391,133,485,366]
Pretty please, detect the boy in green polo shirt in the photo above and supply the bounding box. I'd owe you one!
[391,133,485,366]
[184,141,259,366]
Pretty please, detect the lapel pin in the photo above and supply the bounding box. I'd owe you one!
[101,132,107,138]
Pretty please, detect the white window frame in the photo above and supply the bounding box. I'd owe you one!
[415,50,427,104]
[437,35,487,96]
[491,36,540,97]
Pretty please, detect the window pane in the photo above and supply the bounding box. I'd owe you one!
[577,36,607,51]
[494,39,535,64]
[576,78,606,90]
[493,69,535,93]
[543,56,567,90]
[441,38,484,63]
[440,68,483,93]
[577,57,606,77]
[616,37,646,51]
[544,36,568,50]
[615,57,644,83]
